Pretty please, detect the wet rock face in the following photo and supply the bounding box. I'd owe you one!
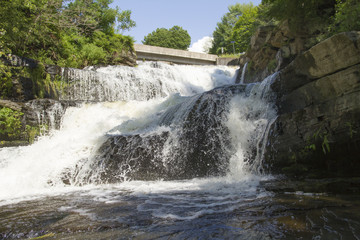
[0,98,76,146]
[89,133,170,182]
[73,85,247,182]
[23,99,77,130]
[241,23,307,84]
[240,20,344,84]
[266,32,360,178]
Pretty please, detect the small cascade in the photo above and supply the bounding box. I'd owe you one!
[227,73,278,176]
[25,99,72,134]
[240,62,248,84]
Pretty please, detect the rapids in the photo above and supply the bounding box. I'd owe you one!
[0,62,359,239]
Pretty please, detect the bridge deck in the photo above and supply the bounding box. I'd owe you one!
[134,44,218,65]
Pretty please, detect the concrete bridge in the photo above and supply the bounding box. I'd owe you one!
[134,44,219,65]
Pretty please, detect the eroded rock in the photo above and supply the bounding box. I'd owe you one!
[266,32,360,178]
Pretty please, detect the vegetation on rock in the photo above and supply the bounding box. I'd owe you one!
[211,0,360,56]
[0,105,45,146]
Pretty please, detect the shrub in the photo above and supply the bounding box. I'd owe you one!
[81,43,106,66]
[0,107,23,138]
[330,0,360,33]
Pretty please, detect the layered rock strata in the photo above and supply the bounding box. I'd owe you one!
[266,32,360,178]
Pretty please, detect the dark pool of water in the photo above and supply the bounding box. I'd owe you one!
[0,178,359,240]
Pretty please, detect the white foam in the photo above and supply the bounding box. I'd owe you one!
[62,62,236,101]
[0,98,174,201]
[0,64,276,209]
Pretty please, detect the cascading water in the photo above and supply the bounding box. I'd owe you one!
[1,62,357,239]
[240,62,248,84]
[0,62,250,198]
[1,62,274,198]
[60,62,235,101]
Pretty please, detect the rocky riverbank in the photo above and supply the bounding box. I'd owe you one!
[264,31,360,178]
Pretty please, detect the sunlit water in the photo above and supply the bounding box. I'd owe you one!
[0,62,359,239]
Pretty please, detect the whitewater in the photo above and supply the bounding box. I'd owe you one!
[0,61,275,202]
[1,62,356,239]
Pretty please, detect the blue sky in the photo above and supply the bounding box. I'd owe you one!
[110,0,261,47]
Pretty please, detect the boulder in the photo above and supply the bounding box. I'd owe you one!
[71,85,249,183]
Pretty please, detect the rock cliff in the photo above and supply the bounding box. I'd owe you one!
[265,31,360,178]
[240,21,328,84]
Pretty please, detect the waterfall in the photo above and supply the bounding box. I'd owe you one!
[60,62,236,102]
[240,62,248,84]
[25,100,68,134]
[0,62,276,202]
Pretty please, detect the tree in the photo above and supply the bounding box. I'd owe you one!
[0,0,136,67]
[230,4,260,53]
[117,9,136,33]
[142,26,191,50]
[0,0,65,58]
[209,3,248,55]
[261,0,336,32]
[330,0,360,33]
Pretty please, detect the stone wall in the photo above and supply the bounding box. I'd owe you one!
[265,32,360,178]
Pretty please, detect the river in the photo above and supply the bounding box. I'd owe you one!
[0,62,359,239]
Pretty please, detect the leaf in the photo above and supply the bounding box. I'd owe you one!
[321,135,330,154]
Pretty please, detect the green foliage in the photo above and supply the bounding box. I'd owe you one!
[230,4,260,53]
[117,9,136,33]
[321,134,330,154]
[346,122,357,139]
[142,26,191,50]
[210,0,358,58]
[210,3,248,55]
[57,30,134,68]
[0,60,13,99]
[25,125,38,144]
[305,126,331,155]
[0,106,50,143]
[0,29,13,98]
[0,107,23,138]
[81,43,106,66]
[0,0,136,68]
[29,62,47,98]
[330,0,360,33]
[260,0,336,32]
[210,3,265,55]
